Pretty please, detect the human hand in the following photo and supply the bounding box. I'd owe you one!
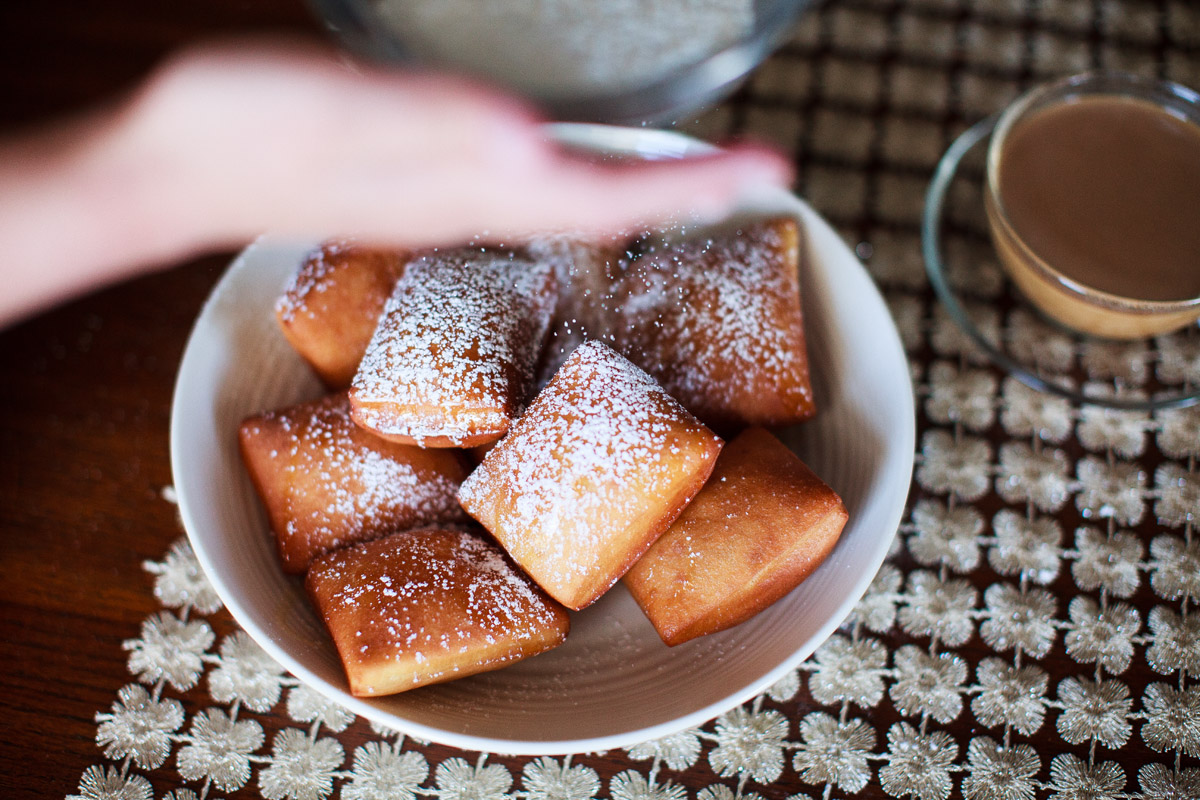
[0,39,793,325]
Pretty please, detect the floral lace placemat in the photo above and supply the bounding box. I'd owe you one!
[69,447,1200,800]
[67,0,1198,798]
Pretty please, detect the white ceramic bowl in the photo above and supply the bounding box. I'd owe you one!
[171,124,914,755]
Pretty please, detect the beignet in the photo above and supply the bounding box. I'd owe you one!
[306,528,570,696]
[275,240,411,388]
[610,217,816,431]
[239,393,470,573]
[459,340,723,610]
[527,236,628,387]
[349,248,556,447]
[624,427,848,646]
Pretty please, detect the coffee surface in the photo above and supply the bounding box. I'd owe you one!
[997,95,1200,302]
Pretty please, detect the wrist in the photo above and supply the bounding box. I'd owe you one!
[0,98,220,326]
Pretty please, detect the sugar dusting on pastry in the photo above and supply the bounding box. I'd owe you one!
[350,248,556,446]
[527,236,627,386]
[612,218,815,429]
[461,342,702,554]
[324,531,553,625]
[306,528,569,694]
[524,220,815,431]
[274,241,412,387]
[275,240,345,324]
[459,340,723,608]
[240,394,469,571]
[257,396,463,535]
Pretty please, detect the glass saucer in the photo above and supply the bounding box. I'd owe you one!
[922,116,1200,412]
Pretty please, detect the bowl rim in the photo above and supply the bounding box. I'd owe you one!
[171,122,915,754]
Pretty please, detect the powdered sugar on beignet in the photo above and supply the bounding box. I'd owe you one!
[526,235,628,387]
[275,240,411,388]
[459,340,723,610]
[350,248,556,447]
[612,217,816,431]
[239,393,470,572]
[307,528,570,696]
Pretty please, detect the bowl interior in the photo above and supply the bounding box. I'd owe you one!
[310,0,812,124]
[170,124,914,755]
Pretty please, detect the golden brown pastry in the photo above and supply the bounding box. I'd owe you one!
[527,235,629,387]
[349,248,557,448]
[239,393,471,573]
[610,217,816,431]
[624,427,848,646]
[275,240,411,388]
[306,527,570,696]
[459,340,723,610]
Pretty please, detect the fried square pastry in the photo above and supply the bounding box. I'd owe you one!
[239,393,471,573]
[307,528,570,696]
[349,248,557,447]
[624,427,848,646]
[459,340,723,610]
[275,240,411,388]
[610,216,816,431]
[527,235,628,387]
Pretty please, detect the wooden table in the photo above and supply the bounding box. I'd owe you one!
[3,1,1198,799]
[0,1,317,794]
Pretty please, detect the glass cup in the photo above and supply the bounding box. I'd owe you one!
[984,71,1200,340]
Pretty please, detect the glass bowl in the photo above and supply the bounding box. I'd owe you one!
[306,0,813,124]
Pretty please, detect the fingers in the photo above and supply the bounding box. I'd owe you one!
[313,143,794,247]
[247,145,794,250]
[122,38,796,251]
[521,144,796,235]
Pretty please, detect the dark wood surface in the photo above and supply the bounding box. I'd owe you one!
[0,1,318,796]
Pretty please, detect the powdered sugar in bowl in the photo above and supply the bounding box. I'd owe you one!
[307,0,815,124]
[170,124,914,755]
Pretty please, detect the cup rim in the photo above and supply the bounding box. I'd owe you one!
[984,70,1200,314]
